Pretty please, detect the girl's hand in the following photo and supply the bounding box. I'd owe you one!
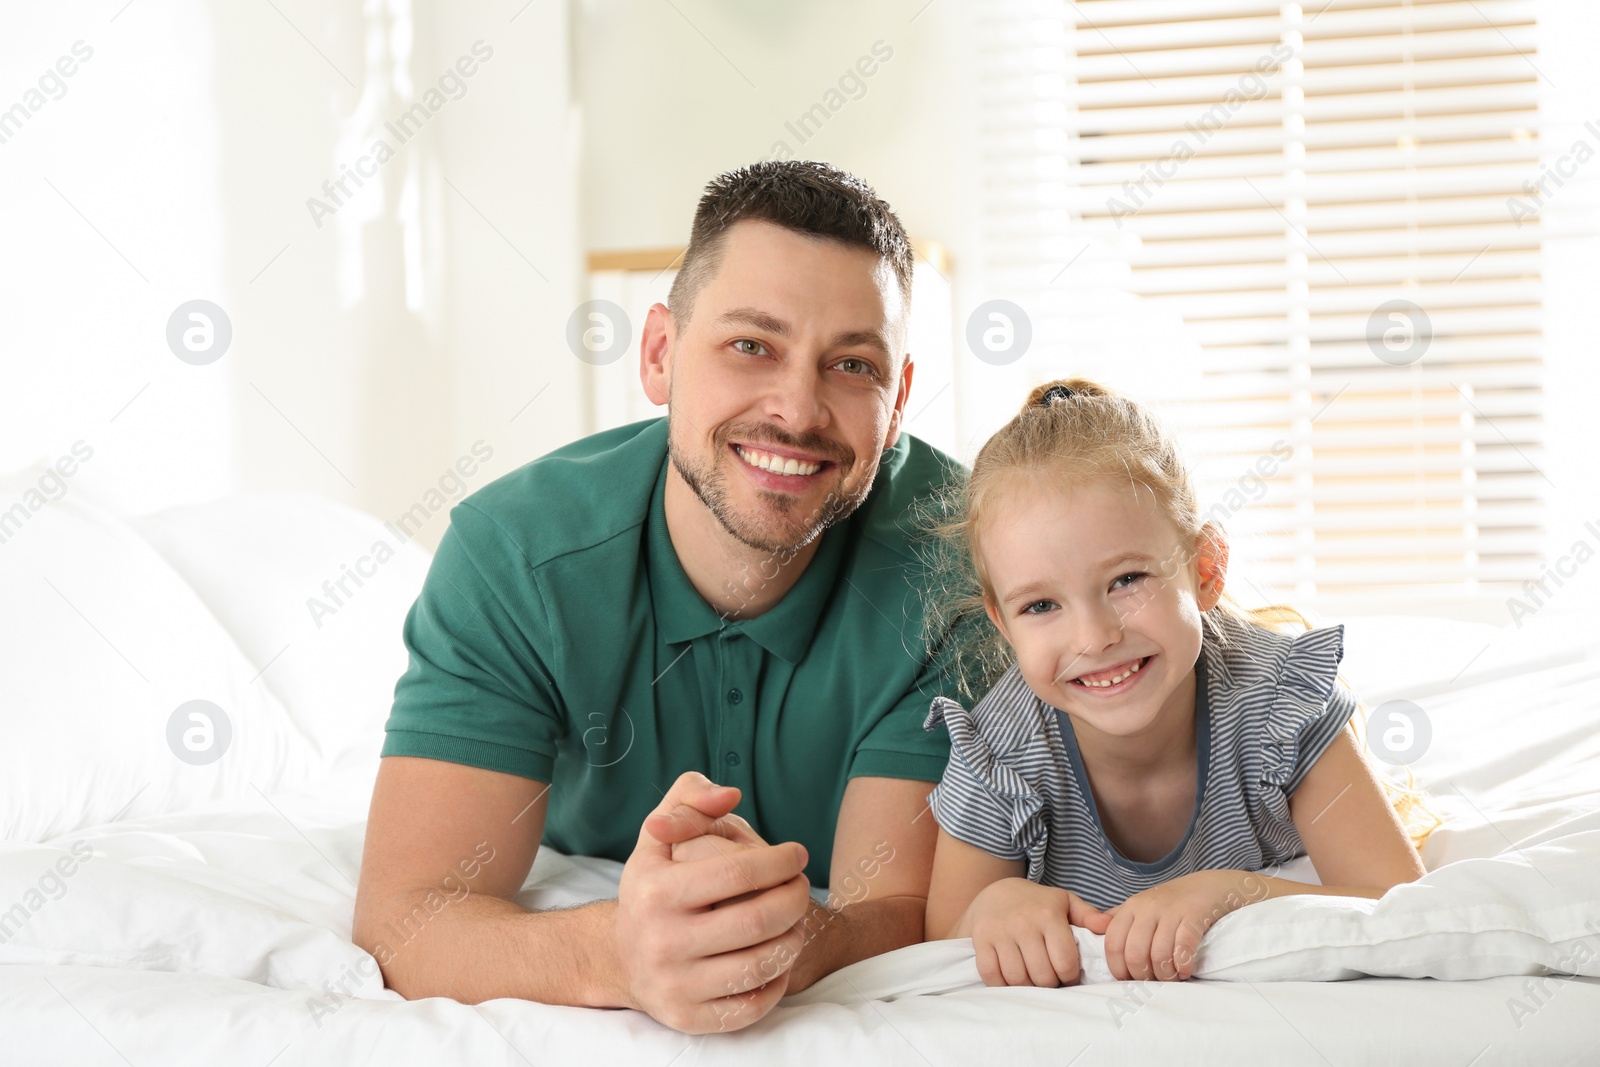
[1077,869,1244,981]
[958,877,1101,988]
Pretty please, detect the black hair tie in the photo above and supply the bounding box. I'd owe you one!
[1039,384,1076,406]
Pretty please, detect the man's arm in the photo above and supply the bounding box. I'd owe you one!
[783,776,940,993]
[352,758,812,1032]
[353,756,613,1007]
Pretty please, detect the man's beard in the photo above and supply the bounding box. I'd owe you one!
[667,411,876,555]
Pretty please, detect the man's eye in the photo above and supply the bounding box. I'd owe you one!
[1021,600,1055,616]
[1111,572,1147,591]
[836,357,877,377]
[734,339,768,356]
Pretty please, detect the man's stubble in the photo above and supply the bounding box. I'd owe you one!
[665,395,878,557]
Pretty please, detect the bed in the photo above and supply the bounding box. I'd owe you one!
[2,471,1597,1065]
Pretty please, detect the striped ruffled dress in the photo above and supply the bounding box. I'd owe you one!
[923,614,1356,909]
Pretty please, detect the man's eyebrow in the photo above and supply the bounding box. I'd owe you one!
[714,307,790,337]
[712,308,891,357]
[828,329,890,357]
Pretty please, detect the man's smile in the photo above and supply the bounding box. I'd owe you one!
[730,442,838,493]
[733,442,830,475]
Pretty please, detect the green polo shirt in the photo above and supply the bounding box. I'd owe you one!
[381,417,968,886]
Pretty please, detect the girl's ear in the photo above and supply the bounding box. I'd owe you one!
[1194,523,1229,611]
[983,597,1014,647]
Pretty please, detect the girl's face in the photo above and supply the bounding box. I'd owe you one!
[979,474,1226,745]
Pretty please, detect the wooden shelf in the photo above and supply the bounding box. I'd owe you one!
[587,240,951,275]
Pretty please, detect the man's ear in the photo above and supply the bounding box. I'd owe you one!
[1194,523,1230,611]
[639,302,674,406]
[883,355,914,451]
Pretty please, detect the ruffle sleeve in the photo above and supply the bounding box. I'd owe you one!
[1258,623,1355,794]
[924,689,1052,882]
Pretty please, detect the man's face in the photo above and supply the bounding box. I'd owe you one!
[651,219,912,555]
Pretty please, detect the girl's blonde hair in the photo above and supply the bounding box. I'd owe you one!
[914,377,1441,850]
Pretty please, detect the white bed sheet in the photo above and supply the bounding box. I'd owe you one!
[3,787,1597,1067]
[3,487,1598,1064]
[4,615,1599,1066]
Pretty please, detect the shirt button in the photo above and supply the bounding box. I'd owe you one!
[725,751,741,766]
[727,688,743,705]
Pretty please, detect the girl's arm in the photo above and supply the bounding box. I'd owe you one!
[1083,724,1428,981]
[926,829,1098,987]
[1284,723,1426,895]
[924,829,1025,940]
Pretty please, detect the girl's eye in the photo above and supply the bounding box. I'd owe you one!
[1111,572,1147,591]
[734,339,768,356]
[1021,600,1056,616]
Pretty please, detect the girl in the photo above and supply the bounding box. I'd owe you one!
[920,378,1435,988]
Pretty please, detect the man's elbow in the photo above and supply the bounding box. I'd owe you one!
[351,888,437,998]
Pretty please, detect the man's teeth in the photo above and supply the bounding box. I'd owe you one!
[736,444,822,477]
[1074,658,1145,688]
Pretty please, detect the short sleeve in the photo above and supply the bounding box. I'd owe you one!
[380,502,566,782]
[847,607,984,783]
[922,697,1029,862]
[1260,623,1357,796]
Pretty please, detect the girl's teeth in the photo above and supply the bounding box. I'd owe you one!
[1076,658,1144,688]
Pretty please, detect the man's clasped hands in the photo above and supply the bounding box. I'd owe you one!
[616,772,1237,1033]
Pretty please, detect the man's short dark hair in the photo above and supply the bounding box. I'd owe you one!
[667,161,914,330]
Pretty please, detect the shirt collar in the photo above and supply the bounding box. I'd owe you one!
[646,450,850,664]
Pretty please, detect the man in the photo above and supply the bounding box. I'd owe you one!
[353,161,970,1034]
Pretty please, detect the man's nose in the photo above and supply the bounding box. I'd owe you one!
[764,357,828,435]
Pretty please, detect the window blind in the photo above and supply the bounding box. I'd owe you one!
[980,0,1546,603]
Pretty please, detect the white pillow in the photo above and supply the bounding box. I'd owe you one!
[1335,613,1501,702]
[790,816,1600,1005]
[128,492,432,774]
[0,468,318,842]
[1193,807,1600,981]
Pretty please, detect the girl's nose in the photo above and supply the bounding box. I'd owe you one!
[1069,599,1124,660]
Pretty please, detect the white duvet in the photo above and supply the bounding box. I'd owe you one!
[2,786,1598,1065]
[2,488,1598,1065]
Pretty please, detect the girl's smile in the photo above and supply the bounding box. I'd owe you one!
[978,474,1224,749]
[1061,654,1153,695]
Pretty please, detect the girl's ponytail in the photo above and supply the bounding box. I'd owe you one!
[1022,378,1115,412]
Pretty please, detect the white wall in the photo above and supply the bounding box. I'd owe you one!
[1531,2,1600,612]
[6,0,1592,593]
[1,0,240,512]
[574,0,987,458]
[0,0,582,550]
